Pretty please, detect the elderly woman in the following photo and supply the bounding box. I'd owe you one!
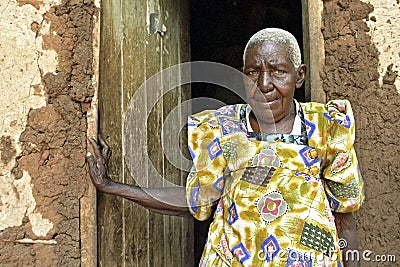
[87,28,364,267]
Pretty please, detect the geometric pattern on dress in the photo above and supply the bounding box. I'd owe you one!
[336,114,352,129]
[255,190,290,224]
[300,222,335,257]
[323,198,336,227]
[215,198,224,215]
[214,105,237,117]
[251,145,283,167]
[285,249,313,267]
[326,101,351,129]
[206,117,219,128]
[323,112,333,122]
[213,177,225,193]
[189,182,200,213]
[299,146,319,167]
[326,178,360,198]
[327,101,346,114]
[327,194,341,212]
[294,171,320,182]
[221,140,238,160]
[305,119,316,139]
[232,242,251,264]
[216,233,234,261]
[241,166,276,187]
[261,234,281,262]
[295,171,311,181]
[188,116,196,127]
[228,201,239,225]
[330,151,352,174]
[219,117,241,136]
[207,137,222,160]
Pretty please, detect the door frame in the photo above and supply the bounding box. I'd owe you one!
[302,0,326,103]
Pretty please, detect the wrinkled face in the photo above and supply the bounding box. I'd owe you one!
[243,41,306,124]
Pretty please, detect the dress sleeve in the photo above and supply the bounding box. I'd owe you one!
[186,112,227,221]
[322,100,365,213]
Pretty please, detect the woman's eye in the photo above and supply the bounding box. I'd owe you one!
[274,69,285,75]
[247,70,258,76]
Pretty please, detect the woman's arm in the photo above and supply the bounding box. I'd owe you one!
[86,136,190,217]
[334,212,359,267]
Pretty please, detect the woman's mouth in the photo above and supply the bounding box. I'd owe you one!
[256,98,279,107]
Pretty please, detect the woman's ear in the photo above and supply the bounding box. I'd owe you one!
[295,64,307,89]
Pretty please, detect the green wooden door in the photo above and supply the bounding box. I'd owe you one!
[98,0,193,266]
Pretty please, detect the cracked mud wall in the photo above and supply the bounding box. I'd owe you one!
[321,0,399,265]
[0,0,99,265]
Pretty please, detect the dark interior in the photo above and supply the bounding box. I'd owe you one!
[189,0,304,264]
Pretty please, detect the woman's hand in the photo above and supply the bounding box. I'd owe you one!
[86,135,114,191]
[86,135,190,216]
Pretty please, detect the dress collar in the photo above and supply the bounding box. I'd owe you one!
[240,100,308,145]
[245,100,302,135]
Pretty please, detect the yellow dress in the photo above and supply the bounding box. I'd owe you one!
[186,100,364,267]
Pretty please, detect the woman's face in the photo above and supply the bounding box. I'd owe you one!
[243,41,306,124]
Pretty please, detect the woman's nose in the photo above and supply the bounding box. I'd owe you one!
[257,71,273,92]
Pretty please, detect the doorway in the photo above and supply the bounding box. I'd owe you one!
[189,0,304,264]
[97,0,310,265]
[190,0,305,104]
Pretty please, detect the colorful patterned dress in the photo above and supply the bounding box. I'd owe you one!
[186,100,364,267]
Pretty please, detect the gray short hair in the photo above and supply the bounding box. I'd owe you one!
[243,28,302,69]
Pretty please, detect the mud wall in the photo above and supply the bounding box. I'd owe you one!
[321,0,399,265]
[0,0,99,265]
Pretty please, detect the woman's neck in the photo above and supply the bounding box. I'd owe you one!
[249,102,296,134]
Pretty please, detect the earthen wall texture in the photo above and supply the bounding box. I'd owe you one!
[322,1,399,266]
[0,0,98,265]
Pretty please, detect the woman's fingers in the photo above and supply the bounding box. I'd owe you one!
[88,137,104,162]
[98,135,111,160]
[86,136,114,191]
[86,152,98,175]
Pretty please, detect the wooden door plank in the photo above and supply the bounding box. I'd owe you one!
[143,1,165,266]
[160,0,188,265]
[98,0,124,266]
[177,0,195,264]
[121,0,150,266]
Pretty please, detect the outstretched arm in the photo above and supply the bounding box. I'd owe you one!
[86,136,190,217]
